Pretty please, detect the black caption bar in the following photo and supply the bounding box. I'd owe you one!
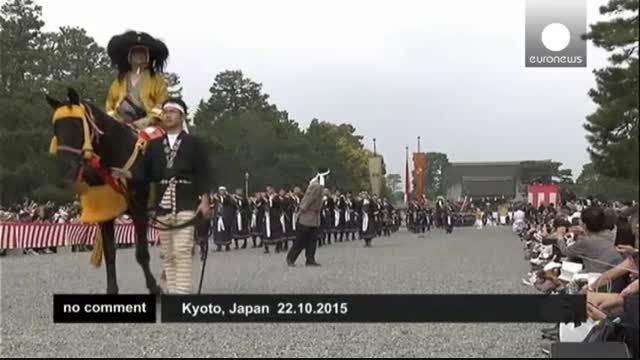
[53,294,156,323]
[161,295,586,323]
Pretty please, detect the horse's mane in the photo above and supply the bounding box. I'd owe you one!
[83,101,132,134]
[81,101,140,170]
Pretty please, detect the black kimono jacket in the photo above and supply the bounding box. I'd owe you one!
[144,131,212,215]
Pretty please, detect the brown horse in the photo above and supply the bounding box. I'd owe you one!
[46,88,160,294]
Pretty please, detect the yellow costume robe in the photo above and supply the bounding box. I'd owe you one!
[105,70,168,128]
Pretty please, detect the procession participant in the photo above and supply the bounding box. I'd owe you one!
[279,188,293,251]
[382,198,393,236]
[286,169,329,267]
[435,196,445,228]
[264,186,284,254]
[249,192,266,248]
[393,208,402,233]
[424,203,433,232]
[105,30,169,130]
[144,97,211,294]
[406,200,416,233]
[360,192,377,247]
[474,207,484,230]
[320,189,334,246]
[353,192,364,240]
[372,195,383,236]
[335,190,347,242]
[232,188,251,249]
[212,187,234,252]
[417,201,425,232]
[345,192,357,240]
[444,201,454,234]
[291,187,303,238]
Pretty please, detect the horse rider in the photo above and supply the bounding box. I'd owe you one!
[105,30,170,132]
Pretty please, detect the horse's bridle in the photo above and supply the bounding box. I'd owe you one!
[50,103,103,160]
[48,103,128,192]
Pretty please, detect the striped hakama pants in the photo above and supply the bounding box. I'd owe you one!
[158,211,196,294]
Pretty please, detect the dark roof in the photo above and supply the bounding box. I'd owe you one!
[462,178,515,197]
[447,160,554,185]
[450,160,552,166]
[448,164,520,183]
[462,176,514,182]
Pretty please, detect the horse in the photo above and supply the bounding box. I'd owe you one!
[45,88,161,295]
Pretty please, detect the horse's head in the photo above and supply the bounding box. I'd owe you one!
[46,88,103,185]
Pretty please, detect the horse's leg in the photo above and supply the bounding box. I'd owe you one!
[131,186,161,294]
[101,220,118,294]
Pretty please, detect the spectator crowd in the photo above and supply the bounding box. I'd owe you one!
[516,198,638,357]
[0,199,81,255]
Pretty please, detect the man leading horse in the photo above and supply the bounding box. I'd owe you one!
[47,88,211,294]
[45,31,210,294]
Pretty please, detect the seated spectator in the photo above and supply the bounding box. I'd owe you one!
[603,208,618,242]
[554,206,624,274]
[615,215,636,247]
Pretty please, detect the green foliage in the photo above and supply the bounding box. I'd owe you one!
[192,70,377,193]
[520,161,573,184]
[583,0,639,182]
[568,162,639,201]
[425,152,449,199]
[386,174,402,193]
[0,2,379,205]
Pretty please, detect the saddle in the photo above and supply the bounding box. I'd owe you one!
[139,125,166,141]
[80,125,165,224]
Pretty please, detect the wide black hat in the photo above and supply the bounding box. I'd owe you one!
[107,30,168,74]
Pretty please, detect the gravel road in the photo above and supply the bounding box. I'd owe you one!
[1,226,547,358]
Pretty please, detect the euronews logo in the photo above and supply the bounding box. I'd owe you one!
[525,0,587,68]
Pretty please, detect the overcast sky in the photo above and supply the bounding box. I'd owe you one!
[39,0,611,178]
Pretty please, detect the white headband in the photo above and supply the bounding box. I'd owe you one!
[162,102,189,133]
[163,102,186,115]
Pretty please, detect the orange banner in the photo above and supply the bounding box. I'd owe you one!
[413,153,428,203]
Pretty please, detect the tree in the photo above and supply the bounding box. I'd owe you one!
[193,70,277,127]
[556,168,574,185]
[192,71,377,194]
[0,1,112,204]
[0,0,45,95]
[43,26,113,104]
[576,163,598,184]
[386,174,402,193]
[520,160,574,184]
[0,2,380,204]
[572,162,638,201]
[0,0,54,204]
[582,0,639,182]
[425,152,449,199]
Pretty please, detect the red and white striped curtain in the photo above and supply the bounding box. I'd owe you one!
[0,223,160,249]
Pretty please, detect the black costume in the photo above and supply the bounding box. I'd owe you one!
[213,193,235,251]
[232,194,251,249]
[361,197,377,247]
[144,127,211,294]
[264,193,284,253]
[250,197,266,248]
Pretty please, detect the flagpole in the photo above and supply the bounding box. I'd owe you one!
[404,146,409,207]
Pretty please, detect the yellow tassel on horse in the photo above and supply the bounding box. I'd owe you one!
[79,185,126,268]
[90,225,103,267]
